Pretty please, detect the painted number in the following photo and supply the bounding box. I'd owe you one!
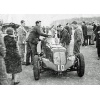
[58,65,60,71]
[61,65,64,71]
[58,65,65,71]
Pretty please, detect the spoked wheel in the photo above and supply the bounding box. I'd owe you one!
[76,53,85,77]
[33,55,40,80]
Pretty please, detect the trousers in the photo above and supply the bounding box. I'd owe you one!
[26,42,32,64]
[18,44,25,62]
[26,42,37,65]
[83,35,88,46]
[73,42,81,55]
[97,47,100,57]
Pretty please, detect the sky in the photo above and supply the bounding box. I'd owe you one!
[0,14,100,26]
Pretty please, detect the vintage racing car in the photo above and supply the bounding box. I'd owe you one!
[33,37,85,80]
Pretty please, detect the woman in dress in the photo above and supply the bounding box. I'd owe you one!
[4,28,22,85]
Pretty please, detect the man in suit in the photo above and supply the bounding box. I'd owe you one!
[72,21,82,55]
[93,22,97,41]
[26,21,50,65]
[17,20,27,65]
[82,21,88,46]
[95,23,100,60]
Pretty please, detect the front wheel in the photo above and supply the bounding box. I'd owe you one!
[77,53,85,77]
[33,55,40,80]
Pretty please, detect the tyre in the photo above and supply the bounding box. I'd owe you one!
[77,53,85,77]
[33,55,40,80]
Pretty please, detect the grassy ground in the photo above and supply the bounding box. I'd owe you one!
[13,44,100,85]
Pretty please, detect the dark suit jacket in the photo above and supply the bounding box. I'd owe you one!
[82,25,87,36]
[60,28,70,45]
[65,26,70,34]
[27,26,49,44]
[96,33,100,48]
[95,25,100,47]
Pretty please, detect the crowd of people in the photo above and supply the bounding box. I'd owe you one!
[81,21,100,60]
[0,19,100,85]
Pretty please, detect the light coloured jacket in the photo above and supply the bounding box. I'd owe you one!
[74,27,83,45]
[17,26,27,45]
[87,25,93,36]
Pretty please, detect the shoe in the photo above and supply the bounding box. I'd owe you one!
[91,44,95,45]
[97,57,100,60]
[13,82,20,85]
[22,62,26,65]
[26,63,30,66]
[82,44,84,46]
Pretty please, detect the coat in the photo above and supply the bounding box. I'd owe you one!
[27,26,49,45]
[95,25,100,48]
[73,27,82,54]
[87,25,93,36]
[4,35,22,74]
[17,26,27,45]
[65,26,70,34]
[96,32,100,48]
[60,28,70,45]
[0,31,8,81]
[82,24,87,36]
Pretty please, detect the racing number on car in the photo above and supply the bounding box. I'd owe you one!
[61,65,64,71]
[58,65,60,71]
[58,65,64,71]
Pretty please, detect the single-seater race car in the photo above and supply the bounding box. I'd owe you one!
[33,35,85,80]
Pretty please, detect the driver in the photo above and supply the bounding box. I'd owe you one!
[26,21,51,65]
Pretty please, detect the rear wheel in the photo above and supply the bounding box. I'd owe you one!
[33,55,40,80]
[77,53,85,77]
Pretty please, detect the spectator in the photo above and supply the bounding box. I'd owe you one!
[95,23,100,60]
[57,25,60,38]
[65,23,70,34]
[26,29,32,66]
[17,20,27,65]
[50,25,56,38]
[65,23,71,40]
[72,21,83,55]
[0,24,8,85]
[4,28,22,85]
[93,22,97,41]
[82,21,88,46]
[87,23,93,45]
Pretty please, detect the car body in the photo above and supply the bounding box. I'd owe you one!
[33,37,85,80]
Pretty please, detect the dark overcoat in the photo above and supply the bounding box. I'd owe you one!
[4,35,22,74]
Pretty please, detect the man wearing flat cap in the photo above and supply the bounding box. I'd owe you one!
[72,21,83,55]
[26,21,50,65]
